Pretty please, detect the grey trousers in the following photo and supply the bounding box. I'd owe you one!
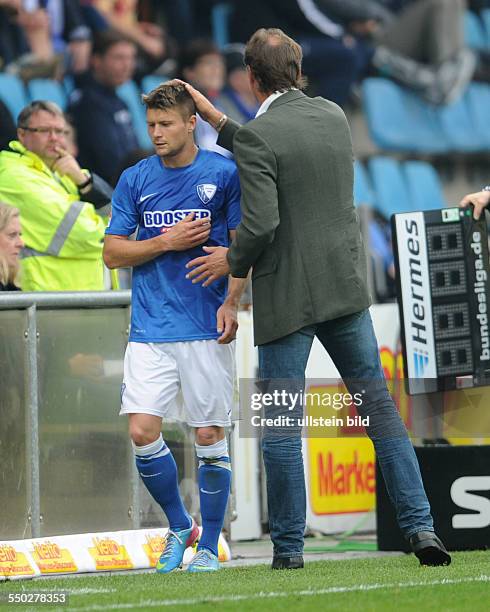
[377,0,465,65]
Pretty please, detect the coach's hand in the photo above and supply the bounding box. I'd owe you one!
[183,82,224,128]
[163,79,224,128]
[459,190,490,220]
[216,301,238,344]
[186,246,230,286]
[163,213,211,251]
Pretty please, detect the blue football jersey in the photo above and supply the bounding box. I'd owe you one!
[106,149,241,342]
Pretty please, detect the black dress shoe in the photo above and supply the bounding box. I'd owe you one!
[409,531,451,566]
[271,556,304,570]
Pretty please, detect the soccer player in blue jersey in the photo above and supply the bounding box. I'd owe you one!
[103,83,246,573]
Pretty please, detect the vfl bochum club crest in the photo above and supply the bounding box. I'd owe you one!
[197,183,217,206]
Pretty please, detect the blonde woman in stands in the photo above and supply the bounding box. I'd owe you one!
[0,203,23,292]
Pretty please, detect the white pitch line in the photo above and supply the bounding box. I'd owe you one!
[68,588,117,595]
[61,575,490,611]
[12,587,116,595]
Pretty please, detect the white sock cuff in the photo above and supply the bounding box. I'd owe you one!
[195,437,228,459]
[133,434,166,457]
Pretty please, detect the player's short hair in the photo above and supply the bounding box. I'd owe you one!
[142,83,196,120]
[244,28,306,94]
[17,100,64,128]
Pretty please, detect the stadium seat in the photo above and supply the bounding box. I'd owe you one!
[482,9,490,49]
[464,10,487,50]
[436,90,483,152]
[141,74,167,94]
[27,78,68,110]
[354,160,374,207]
[63,75,75,96]
[0,73,29,123]
[212,3,233,49]
[362,78,447,154]
[403,161,447,211]
[368,157,412,219]
[116,80,152,149]
[466,82,490,149]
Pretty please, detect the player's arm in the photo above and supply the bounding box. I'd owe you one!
[216,230,249,344]
[104,213,211,269]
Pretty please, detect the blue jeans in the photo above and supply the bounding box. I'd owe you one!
[259,309,433,558]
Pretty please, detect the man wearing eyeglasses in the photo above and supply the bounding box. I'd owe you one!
[0,100,113,291]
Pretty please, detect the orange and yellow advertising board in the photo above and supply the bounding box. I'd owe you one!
[142,534,166,567]
[88,537,133,571]
[0,544,36,577]
[31,541,77,574]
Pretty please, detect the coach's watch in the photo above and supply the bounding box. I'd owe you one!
[215,114,228,132]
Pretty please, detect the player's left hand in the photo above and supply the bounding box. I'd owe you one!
[186,246,230,286]
[216,302,238,344]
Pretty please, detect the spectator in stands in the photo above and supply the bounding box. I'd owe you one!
[179,39,229,154]
[87,0,166,75]
[230,0,473,106]
[217,44,259,124]
[0,202,23,291]
[229,0,368,106]
[17,0,92,76]
[69,29,141,185]
[180,39,225,101]
[36,0,92,74]
[0,100,16,151]
[366,0,474,104]
[0,0,59,78]
[460,186,490,219]
[310,0,474,105]
[0,100,113,291]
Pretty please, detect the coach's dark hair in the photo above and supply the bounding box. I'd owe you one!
[92,29,134,57]
[17,100,64,128]
[244,28,306,94]
[142,83,196,119]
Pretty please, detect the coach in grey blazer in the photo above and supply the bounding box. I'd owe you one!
[186,28,450,569]
[219,87,371,345]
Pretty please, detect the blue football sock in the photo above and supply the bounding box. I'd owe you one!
[196,438,231,557]
[133,434,191,532]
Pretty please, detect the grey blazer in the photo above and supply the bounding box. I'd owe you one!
[218,90,371,345]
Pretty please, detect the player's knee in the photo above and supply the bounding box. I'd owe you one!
[195,436,230,468]
[195,426,222,446]
[129,423,160,447]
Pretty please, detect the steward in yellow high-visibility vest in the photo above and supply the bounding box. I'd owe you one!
[0,101,114,292]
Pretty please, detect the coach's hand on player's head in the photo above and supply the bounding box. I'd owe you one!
[185,246,230,286]
[162,212,211,251]
[216,301,238,344]
[459,190,490,220]
[168,79,223,128]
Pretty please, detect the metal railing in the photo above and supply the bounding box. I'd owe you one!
[0,291,198,540]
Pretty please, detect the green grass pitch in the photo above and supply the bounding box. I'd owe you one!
[1,551,489,611]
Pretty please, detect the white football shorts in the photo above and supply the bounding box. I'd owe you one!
[120,340,237,427]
